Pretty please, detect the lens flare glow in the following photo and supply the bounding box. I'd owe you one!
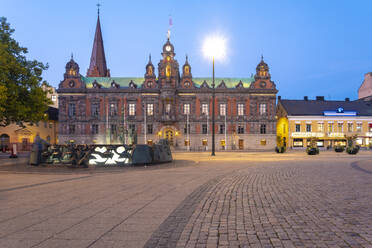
[202,35,227,61]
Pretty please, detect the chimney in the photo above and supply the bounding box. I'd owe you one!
[345,97,350,102]
[304,96,308,101]
[316,96,325,101]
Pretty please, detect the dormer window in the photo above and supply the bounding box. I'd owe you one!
[111,81,119,88]
[69,69,76,76]
[129,81,137,88]
[184,81,190,88]
[166,65,171,77]
[147,81,153,88]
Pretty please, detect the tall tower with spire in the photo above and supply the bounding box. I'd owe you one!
[86,5,110,77]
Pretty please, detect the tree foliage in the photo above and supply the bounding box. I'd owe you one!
[0,17,51,127]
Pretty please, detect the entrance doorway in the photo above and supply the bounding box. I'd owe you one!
[22,138,29,151]
[0,134,10,152]
[238,139,244,150]
[164,129,174,146]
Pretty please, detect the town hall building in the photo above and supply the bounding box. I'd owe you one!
[57,12,278,151]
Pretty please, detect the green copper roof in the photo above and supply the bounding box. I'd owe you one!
[82,77,144,88]
[82,76,254,89]
[193,77,253,88]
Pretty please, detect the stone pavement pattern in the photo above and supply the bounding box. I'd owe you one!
[0,152,371,248]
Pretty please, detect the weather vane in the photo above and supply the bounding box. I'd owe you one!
[97,3,101,15]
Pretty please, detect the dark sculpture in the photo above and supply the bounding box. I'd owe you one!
[29,139,172,167]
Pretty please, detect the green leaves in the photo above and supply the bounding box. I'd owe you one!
[0,17,51,126]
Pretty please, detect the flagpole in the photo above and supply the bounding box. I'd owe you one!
[144,102,147,144]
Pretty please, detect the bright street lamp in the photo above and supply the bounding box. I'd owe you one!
[203,35,226,156]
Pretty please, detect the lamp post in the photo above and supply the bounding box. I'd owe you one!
[212,58,215,155]
[203,35,226,156]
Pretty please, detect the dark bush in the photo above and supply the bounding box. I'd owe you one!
[275,146,286,153]
[334,146,345,153]
[306,147,319,155]
[346,146,359,155]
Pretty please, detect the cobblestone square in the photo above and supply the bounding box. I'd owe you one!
[0,151,371,247]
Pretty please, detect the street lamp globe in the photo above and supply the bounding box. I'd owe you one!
[202,35,226,61]
[202,34,226,156]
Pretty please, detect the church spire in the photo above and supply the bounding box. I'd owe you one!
[87,7,110,77]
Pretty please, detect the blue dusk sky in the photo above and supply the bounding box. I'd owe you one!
[1,0,372,100]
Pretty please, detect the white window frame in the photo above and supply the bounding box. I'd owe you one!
[202,104,208,115]
[184,103,190,115]
[129,103,135,116]
[259,103,266,115]
[220,104,226,116]
[147,103,154,116]
[237,104,244,116]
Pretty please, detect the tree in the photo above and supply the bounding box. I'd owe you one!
[0,17,51,127]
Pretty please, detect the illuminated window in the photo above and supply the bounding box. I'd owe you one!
[295,124,301,132]
[259,103,266,115]
[347,123,353,132]
[202,139,208,146]
[220,104,226,116]
[260,124,266,134]
[238,104,244,116]
[260,139,267,145]
[318,123,324,132]
[51,95,57,102]
[184,104,190,115]
[328,123,333,132]
[49,122,53,129]
[166,103,171,114]
[356,123,362,132]
[202,104,208,115]
[166,65,171,77]
[129,103,135,116]
[338,123,343,132]
[306,124,312,132]
[147,104,154,116]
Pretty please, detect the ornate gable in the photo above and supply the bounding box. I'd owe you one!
[200,80,210,89]
[217,80,227,89]
[235,80,244,89]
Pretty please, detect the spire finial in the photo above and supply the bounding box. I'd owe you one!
[97,3,101,15]
[167,15,173,40]
[71,53,73,60]
[261,54,264,61]
[149,53,152,62]
[186,54,188,62]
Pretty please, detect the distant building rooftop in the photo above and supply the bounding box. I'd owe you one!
[279,97,372,116]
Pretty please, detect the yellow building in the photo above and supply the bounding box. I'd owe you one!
[277,96,372,149]
[0,107,58,151]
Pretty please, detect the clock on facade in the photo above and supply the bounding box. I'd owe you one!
[69,80,75,88]
[184,81,190,88]
[165,45,171,52]
[259,81,266,88]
